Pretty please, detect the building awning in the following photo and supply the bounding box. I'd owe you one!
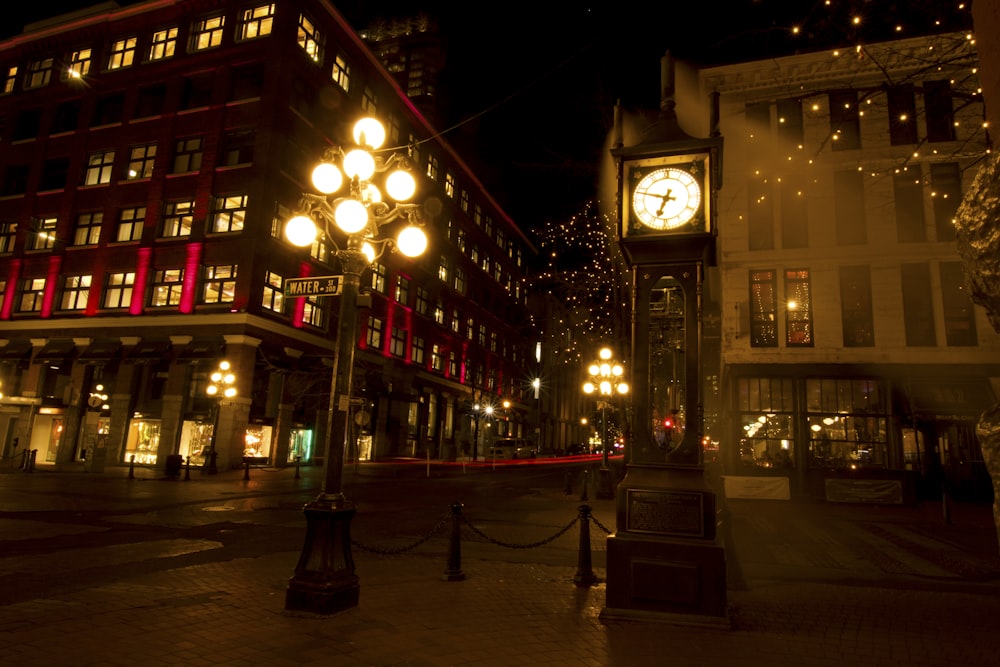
[33,339,77,363]
[0,340,32,360]
[124,340,172,363]
[79,339,122,363]
[905,379,996,418]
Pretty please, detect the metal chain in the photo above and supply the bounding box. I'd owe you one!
[352,512,451,555]
[589,513,613,535]
[461,514,578,549]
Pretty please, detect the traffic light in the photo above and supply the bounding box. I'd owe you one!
[662,417,674,430]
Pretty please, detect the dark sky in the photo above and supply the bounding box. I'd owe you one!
[5,1,975,228]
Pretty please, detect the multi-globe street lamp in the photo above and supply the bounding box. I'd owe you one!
[204,360,236,474]
[283,116,428,615]
[583,347,629,499]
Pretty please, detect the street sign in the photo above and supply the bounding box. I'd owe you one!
[284,275,343,297]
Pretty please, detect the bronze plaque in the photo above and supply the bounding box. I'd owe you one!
[626,489,705,537]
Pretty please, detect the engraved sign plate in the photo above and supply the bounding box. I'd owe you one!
[626,489,705,538]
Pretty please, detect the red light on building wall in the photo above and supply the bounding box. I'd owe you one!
[131,248,152,315]
[41,256,62,318]
[180,242,203,313]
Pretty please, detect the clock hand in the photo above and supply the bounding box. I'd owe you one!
[655,189,675,216]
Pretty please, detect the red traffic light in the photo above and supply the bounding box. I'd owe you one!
[663,417,673,429]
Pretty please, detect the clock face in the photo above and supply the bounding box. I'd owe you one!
[631,167,702,230]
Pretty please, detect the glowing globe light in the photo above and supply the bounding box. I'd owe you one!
[342,149,375,181]
[396,225,428,258]
[362,183,382,204]
[353,117,386,150]
[361,241,376,263]
[285,214,318,247]
[334,198,369,234]
[385,169,416,201]
[312,162,343,194]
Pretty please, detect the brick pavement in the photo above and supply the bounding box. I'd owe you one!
[0,463,998,666]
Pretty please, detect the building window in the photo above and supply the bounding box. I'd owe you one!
[887,84,918,145]
[362,86,377,114]
[51,101,81,134]
[829,90,860,150]
[309,237,329,263]
[779,177,808,249]
[202,264,237,303]
[162,201,194,237]
[431,344,444,372]
[445,173,455,198]
[438,258,450,284]
[39,158,70,191]
[150,268,184,306]
[466,317,474,340]
[301,296,326,327]
[25,58,53,89]
[116,207,145,242]
[369,263,387,293]
[106,37,137,70]
[806,378,887,468]
[83,151,114,185]
[901,263,936,346]
[13,108,41,141]
[148,26,178,61]
[924,80,956,143]
[736,377,795,470]
[73,212,103,246]
[459,190,469,213]
[748,173,774,250]
[297,15,323,62]
[366,316,384,349]
[411,336,425,365]
[60,275,91,310]
[894,168,926,242]
[211,194,248,233]
[172,137,203,173]
[0,222,16,253]
[239,4,275,40]
[839,265,874,347]
[91,93,125,126]
[126,143,157,180]
[833,170,866,245]
[454,267,466,294]
[180,73,213,109]
[478,324,487,347]
[230,62,264,101]
[331,53,350,91]
[104,271,135,309]
[940,261,977,346]
[930,163,961,242]
[220,130,254,166]
[64,49,92,80]
[30,217,58,250]
[191,15,225,51]
[395,275,410,305]
[784,269,813,346]
[390,327,407,358]
[262,271,283,312]
[749,269,777,347]
[2,165,29,196]
[3,66,17,94]
[426,154,439,181]
[415,287,429,316]
[19,278,46,312]
[451,308,460,333]
[776,98,803,145]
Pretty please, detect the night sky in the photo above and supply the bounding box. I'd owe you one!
[5,1,976,229]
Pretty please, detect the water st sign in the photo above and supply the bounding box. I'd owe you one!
[284,275,343,297]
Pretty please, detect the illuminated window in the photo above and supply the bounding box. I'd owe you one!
[106,37,137,70]
[438,257,450,283]
[73,212,103,246]
[262,271,283,312]
[301,295,326,327]
[454,267,466,294]
[25,59,53,89]
[60,274,91,310]
[434,301,444,325]
[370,263,387,293]
[395,275,410,305]
[150,268,184,306]
[444,173,455,198]
[104,272,135,309]
[239,4,275,41]
[478,324,487,347]
[415,287,429,315]
[126,143,157,180]
[64,49,92,80]
[431,344,444,372]
[331,53,350,91]
[749,269,777,347]
[171,137,203,173]
[459,190,469,212]
[366,316,384,349]
[202,264,237,303]
[450,308,460,333]
[297,15,323,62]
[30,217,58,251]
[19,278,46,312]
[84,150,115,185]
[0,222,16,253]
[426,154,439,181]
[191,15,225,51]
[211,194,248,233]
[116,207,145,242]
[784,269,813,347]
[161,200,194,237]
[2,66,17,94]
[309,237,329,263]
[390,327,407,358]
[807,378,886,468]
[411,336,425,365]
[148,26,178,61]
[466,317,474,340]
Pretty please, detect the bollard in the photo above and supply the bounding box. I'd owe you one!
[574,504,597,586]
[580,469,589,502]
[20,448,29,471]
[294,455,301,480]
[128,454,135,479]
[244,459,251,481]
[442,502,466,581]
[27,449,36,473]
[184,456,191,481]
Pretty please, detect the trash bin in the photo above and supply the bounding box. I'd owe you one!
[165,454,183,478]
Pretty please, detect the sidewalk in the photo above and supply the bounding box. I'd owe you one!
[0,464,998,666]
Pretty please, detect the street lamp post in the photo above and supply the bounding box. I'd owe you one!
[284,117,429,614]
[204,360,236,474]
[583,347,629,499]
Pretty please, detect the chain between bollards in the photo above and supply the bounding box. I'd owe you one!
[442,502,465,581]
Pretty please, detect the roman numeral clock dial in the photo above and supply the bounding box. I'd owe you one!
[630,165,703,232]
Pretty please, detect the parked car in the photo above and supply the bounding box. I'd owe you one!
[487,438,537,459]
[564,443,588,456]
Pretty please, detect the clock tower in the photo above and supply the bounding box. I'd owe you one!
[600,52,728,627]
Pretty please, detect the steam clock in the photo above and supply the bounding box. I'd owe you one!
[601,53,728,626]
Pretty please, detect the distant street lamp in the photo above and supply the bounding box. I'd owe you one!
[204,360,236,474]
[284,116,428,615]
[583,347,629,499]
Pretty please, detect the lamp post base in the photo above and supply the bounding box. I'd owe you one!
[596,465,615,499]
[285,498,359,614]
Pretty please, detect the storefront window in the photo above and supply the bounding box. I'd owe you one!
[179,419,213,466]
[124,419,161,465]
[288,428,312,463]
[806,378,887,468]
[737,377,795,470]
[244,424,272,461]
